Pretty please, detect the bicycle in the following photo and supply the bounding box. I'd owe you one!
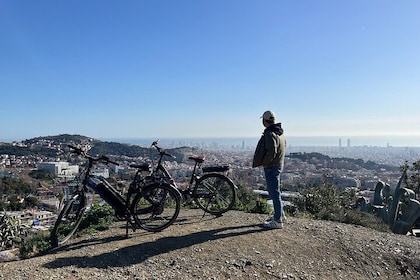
[50,145,181,247]
[148,140,237,216]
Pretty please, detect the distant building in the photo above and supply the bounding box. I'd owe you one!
[3,210,56,227]
[91,165,110,178]
[37,161,79,177]
[28,210,56,226]
[35,189,60,211]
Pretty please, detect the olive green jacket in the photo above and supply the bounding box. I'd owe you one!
[252,123,286,169]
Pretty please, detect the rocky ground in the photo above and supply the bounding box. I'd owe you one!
[0,209,419,280]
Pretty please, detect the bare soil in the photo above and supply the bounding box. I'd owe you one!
[0,209,419,280]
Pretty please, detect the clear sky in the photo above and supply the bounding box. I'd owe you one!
[1,1,419,142]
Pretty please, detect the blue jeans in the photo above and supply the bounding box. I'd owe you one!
[264,166,283,222]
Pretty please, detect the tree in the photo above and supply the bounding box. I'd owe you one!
[24,196,39,208]
[8,196,23,211]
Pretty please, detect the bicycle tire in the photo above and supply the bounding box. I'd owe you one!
[50,192,86,248]
[193,173,236,215]
[131,183,181,232]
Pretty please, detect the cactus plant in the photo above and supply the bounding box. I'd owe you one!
[0,212,29,250]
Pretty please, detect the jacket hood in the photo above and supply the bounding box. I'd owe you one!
[265,123,284,136]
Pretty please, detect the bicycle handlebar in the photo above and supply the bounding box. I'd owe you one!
[151,140,175,159]
[98,155,119,166]
[67,144,119,166]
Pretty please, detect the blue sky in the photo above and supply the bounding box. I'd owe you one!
[1,1,419,143]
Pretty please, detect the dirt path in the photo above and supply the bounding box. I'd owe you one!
[1,209,419,279]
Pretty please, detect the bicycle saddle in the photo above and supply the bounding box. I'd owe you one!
[188,156,205,163]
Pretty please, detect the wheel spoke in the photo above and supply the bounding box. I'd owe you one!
[132,184,180,232]
[194,174,236,215]
[51,193,86,247]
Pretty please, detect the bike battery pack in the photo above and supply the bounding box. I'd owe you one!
[87,176,125,214]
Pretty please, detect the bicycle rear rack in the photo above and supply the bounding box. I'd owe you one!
[202,165,230,173]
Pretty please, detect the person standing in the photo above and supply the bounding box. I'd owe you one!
[252,110,286,229]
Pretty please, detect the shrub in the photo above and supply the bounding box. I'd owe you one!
[342,209,390,232]
[78,203,116,234]
[234,184,256,211]
[18,204,116,259]
[297,180,341,220]
[294,177,389,232]
[233,184,271,214]
[247,199,272,214]
[19,230,51,259]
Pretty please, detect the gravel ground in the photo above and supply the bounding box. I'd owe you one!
[1,209,419,280]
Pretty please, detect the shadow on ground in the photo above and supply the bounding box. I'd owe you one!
[44,223,266,269]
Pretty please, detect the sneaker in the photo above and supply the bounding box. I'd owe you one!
[266,216,285,222]
[262,219,283,229]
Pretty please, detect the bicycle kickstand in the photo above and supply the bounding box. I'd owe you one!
[126,220,129,238]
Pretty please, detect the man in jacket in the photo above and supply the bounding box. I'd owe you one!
[253,110,286,229]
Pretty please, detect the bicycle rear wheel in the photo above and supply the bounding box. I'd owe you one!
[193,173,236,215]
[50,192,86,247]
[132,183,181,232]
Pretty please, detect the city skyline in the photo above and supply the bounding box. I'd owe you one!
[1,1,420,141]
[3,134,420,149]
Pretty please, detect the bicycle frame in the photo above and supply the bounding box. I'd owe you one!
[66,146,168,230]
[150,141,235,195]
[67,145,128,216]
[86,176,126,217]
[151,142,198,193]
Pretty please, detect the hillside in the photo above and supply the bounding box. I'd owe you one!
[1,134,199,163]
[1,209,419,280]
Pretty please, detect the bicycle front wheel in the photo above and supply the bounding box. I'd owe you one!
[132,183,181,232]
[193,173,236,215]
[51,192,86,247]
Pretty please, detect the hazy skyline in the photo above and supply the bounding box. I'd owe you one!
[1,1,419,143]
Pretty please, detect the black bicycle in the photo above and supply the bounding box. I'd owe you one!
[50,145,181,247]
[149,140,236,216]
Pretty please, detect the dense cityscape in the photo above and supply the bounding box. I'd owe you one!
[1,135,420,232]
